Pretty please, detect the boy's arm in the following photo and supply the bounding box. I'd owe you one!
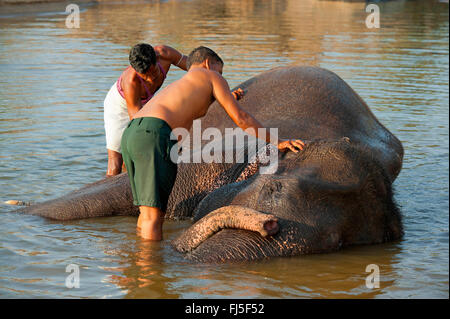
[210,72,304,152]
[123,79,143,119]
[154,45,188,71]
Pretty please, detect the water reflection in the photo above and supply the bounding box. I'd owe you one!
[159,243,404,298]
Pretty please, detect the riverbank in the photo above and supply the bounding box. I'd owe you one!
[0,0,99,16]
[0,0,96,4]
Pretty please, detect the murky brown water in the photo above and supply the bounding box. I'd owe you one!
[0,0,448,298]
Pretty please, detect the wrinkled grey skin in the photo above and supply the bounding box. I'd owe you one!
[18,66,404,263]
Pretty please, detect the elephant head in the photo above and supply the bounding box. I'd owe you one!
[171,138,403,262]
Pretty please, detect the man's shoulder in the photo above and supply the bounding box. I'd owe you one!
[188,67,216,77]
[120,69,140,90]
[193,67,223,80]
[179,69,219,93]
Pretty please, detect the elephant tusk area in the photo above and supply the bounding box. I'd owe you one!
[172,205,279,253]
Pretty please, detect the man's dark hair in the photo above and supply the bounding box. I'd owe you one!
[129,43,156,74]
[187,46,223,70]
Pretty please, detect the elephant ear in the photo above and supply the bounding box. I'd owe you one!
[287,139,390,197]
[291,166,366,194]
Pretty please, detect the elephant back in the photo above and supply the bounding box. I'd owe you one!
[199,66,403,181]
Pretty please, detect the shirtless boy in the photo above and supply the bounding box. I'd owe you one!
[121,46,305,240]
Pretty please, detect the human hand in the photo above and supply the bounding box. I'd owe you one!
[232,88,245,100]
[277,138,305,153]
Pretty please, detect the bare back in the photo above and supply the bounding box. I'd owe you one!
[133,68,217,132]
[133,63,278,148]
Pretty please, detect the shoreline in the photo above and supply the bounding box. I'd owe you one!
[0,0,100,16]
[0,0,96,4]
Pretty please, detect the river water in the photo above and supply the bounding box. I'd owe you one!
[0,0,448,298]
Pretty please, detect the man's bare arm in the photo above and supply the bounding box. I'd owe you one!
[155,45,188,71]
[211,72,265,134]
[123,78,143,119]
[210,72,304,152]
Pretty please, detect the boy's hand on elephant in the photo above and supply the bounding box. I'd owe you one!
[277,138,305,153]
[231,88,245,100]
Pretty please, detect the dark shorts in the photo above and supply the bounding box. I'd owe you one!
[121,117,178,211]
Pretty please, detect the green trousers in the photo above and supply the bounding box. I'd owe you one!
[121,117,178,211]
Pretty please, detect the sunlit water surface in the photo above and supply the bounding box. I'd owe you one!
[0,0,448,298]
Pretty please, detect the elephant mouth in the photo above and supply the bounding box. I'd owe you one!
[263,219,279,236]
[171,205,279,254]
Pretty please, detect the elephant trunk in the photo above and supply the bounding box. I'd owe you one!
[171,205,279,253]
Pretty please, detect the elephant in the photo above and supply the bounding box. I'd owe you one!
[15,66,404,263]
